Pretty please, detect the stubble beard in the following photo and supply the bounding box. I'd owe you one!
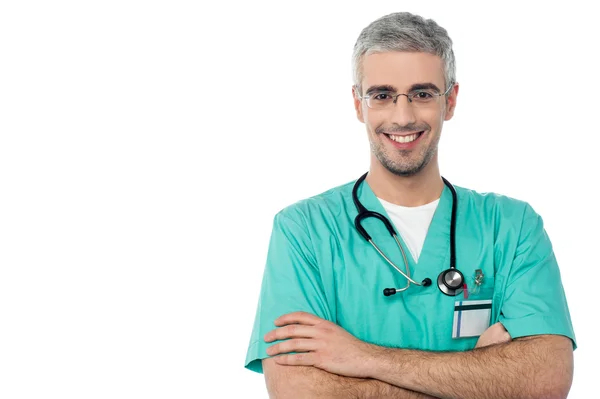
[370,131,439,177]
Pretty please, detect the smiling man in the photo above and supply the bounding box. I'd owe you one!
[244,12,576,399]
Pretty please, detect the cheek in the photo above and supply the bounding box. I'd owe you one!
[420,111,444,132]
[363,112,384,133]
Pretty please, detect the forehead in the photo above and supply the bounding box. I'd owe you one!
[361,51,445,90]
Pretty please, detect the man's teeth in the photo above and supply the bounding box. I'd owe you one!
[388,132,421,143]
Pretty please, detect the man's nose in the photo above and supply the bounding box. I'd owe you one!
[390,95,417,126]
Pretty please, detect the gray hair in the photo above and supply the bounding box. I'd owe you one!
[352,12,456,93]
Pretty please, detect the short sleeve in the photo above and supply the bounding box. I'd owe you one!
[244,211,334,374]
[498,203,577,349]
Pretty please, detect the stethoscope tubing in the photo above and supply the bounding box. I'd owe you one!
[352,171,461,295]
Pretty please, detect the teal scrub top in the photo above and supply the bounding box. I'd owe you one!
[244,178,577,374]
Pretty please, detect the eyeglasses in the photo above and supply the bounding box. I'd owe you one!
[357,83,454,110]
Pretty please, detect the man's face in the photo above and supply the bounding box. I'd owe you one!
[353,52,458,177]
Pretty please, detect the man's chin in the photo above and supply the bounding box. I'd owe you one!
[381,161,423,177]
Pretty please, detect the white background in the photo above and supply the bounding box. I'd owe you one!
[0,1,597,398]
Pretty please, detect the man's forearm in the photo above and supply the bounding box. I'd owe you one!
[359,379,438,399]
[302,372,437,399]
[264,360,436,399]
[364,335,573,399]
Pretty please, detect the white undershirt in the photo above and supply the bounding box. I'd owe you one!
[377,197,440,262]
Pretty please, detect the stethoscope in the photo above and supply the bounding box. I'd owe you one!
[352,172,464,297]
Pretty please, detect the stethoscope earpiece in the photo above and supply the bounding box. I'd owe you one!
[384,279,432,296]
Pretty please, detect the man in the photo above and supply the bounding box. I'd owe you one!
[244,11,576,399]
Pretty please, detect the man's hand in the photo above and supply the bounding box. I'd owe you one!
[264,311,374,379]
[475,322,512,349]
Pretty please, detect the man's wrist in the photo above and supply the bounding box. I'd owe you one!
[362,343,398,381]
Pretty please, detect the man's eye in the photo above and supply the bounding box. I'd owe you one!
[413,90,435,99]
[373,93,393,101]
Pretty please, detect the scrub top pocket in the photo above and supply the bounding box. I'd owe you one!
[465,282,494,301]
[452,279,495,339]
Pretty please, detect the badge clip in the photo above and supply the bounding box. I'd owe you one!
[470,269,484,295]
[474,269,484,286]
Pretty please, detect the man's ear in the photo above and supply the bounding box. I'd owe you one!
[353,85,365,123]
[444,83,459,121]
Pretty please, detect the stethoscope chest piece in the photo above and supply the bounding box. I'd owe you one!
[437,268,464,296]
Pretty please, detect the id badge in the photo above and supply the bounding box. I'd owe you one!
[452,299,492,338]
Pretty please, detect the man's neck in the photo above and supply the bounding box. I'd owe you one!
[366,160,444,207]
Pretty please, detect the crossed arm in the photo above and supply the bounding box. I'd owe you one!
[264,358,434,399]
[262,313,574,399]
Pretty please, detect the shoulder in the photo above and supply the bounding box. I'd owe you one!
[452,183,537,226]
[273,179,355,231]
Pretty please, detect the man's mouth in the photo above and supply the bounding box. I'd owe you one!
[385,131,424,144]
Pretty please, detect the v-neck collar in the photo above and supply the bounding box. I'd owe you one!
[353,177,454,281]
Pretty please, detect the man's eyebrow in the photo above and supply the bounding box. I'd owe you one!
[409,83,442,92]
[364,82,442,95]
[364,85,397,95]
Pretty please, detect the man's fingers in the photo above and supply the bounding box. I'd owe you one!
[273,352,316,367]
[266,338,316,356]
[493,322,512,341]
[476,322,512,348]
[274,311,323,327]
[264,324,316,342]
